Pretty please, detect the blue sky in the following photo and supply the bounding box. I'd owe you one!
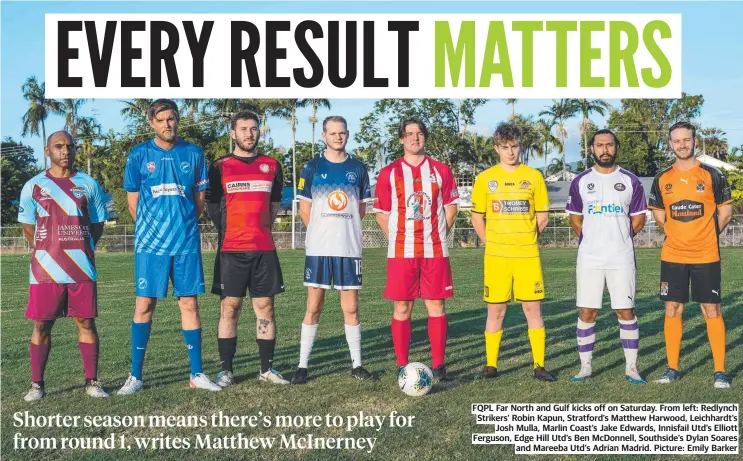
[2,1,743,168]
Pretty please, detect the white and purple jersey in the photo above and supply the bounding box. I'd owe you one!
[297,154,372,258]
[566,167,647,269]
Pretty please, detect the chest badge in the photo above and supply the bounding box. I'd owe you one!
[260,163,270,173]
[147,161,156,173]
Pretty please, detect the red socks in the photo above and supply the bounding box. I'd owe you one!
[391,319,411,367]
[428,315,448,369]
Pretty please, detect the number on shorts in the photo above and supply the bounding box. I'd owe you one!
[354,259,363,276]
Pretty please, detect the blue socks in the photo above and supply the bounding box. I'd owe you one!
[131,321,152,380]
[182,329,203,375]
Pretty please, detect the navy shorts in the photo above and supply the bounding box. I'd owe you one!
[134,251,205,298]
[304,256,362,290]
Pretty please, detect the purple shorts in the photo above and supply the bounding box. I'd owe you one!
[26,282,97,321]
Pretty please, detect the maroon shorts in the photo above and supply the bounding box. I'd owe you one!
[384,257,454,301]
[25,282,97,321]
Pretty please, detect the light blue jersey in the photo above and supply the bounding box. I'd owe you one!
[124,138,208,256]
[297,154,372,258]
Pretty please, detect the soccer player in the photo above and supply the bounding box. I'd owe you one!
[118,99,220,394]
[291,116,374,384]
[207,111,289,386]
[470,122,556,382]
[565,129,648,384]
[18,130,109,401]
[648,121,733,388]
[374,117,459,382]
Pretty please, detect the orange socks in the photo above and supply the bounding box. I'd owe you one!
[705,316,726,373]
[664,316,683,370]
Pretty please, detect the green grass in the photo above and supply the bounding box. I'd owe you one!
[2,248,742,461]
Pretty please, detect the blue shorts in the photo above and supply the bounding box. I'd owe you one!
[304,256,362,290]
[134,251,205,298]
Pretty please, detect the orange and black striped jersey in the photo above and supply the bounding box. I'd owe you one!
[648,161,732,263]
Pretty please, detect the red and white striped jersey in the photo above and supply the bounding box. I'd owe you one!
[374,156,459,258]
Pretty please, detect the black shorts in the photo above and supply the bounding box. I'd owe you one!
[212,251,284,298]
[659,261,721,304]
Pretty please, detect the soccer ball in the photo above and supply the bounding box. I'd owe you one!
[398,362,433,397]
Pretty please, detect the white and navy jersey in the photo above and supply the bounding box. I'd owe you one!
[297,155,372,258]
[566,167,647,269]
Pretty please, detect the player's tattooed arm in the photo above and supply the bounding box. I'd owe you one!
[90,223,104,247]
[22,224,35,248]
[717,203,733,233]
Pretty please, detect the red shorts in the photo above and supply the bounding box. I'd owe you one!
[384,257,453,301]
[26,283,98,321]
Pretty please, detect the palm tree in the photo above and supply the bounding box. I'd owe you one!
[301,99,331,156]
[569,98,612,169]
[120,99,154,127]
[503,99,518,119]
[204,99,260,152]
[539,99,578,179]
[21,75,61,169]
[75,116,102,174]
[534,118,562,174]
[546,157,569,176]
[59,99,88,136]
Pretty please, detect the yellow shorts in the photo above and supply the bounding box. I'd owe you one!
[483,255,545,303]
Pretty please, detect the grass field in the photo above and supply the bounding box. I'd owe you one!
[2,248,742,461]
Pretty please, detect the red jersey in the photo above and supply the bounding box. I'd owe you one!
[207,154,283,252]
[374,156,459,258]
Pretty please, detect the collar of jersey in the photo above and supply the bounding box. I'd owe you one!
[671,158,700,172]
[495,163,523,174]
[45,169,80,181]
[400,155,429,169]
[149,137,184,153]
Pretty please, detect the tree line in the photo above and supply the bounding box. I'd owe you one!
[3,74,742,225]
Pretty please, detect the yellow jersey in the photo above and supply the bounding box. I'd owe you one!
[471,164,549,258]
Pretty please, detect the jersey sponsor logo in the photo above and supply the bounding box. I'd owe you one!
[298,177,305,190]
[664,183,673,193]
[450,188,459,199]
[57,224,90,242]
[36,224,47,241]
[180,162,191,174]
[225,180,272,193]
[587,183,595,191]
[587,202,624,215]
[488,180,498,191]
[614,183,626,191]
[680,178,688,184]
[38,187,52,201]
[346,171,357,183]
[696,180,705,193]
[138,278,148,289]
[660,282,668,296]
[519,180,531,189]
[147,161,156,173]
[328,190,349,211]
[505,182,515,187]
[196,178,208,187]
[151,183,186,198]
[406,191,432,220]
[260,163,270,173]
[492,199,530,214]
[669,200,704,222]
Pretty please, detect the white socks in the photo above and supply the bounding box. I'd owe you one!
[298,323,319,368]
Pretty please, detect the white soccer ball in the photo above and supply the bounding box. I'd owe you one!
[398,362,433,397]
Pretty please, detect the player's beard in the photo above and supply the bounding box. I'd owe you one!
[157,128,177,143]
[673,148,694,160]
[593,152,616,168]
[235,136,257,154]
